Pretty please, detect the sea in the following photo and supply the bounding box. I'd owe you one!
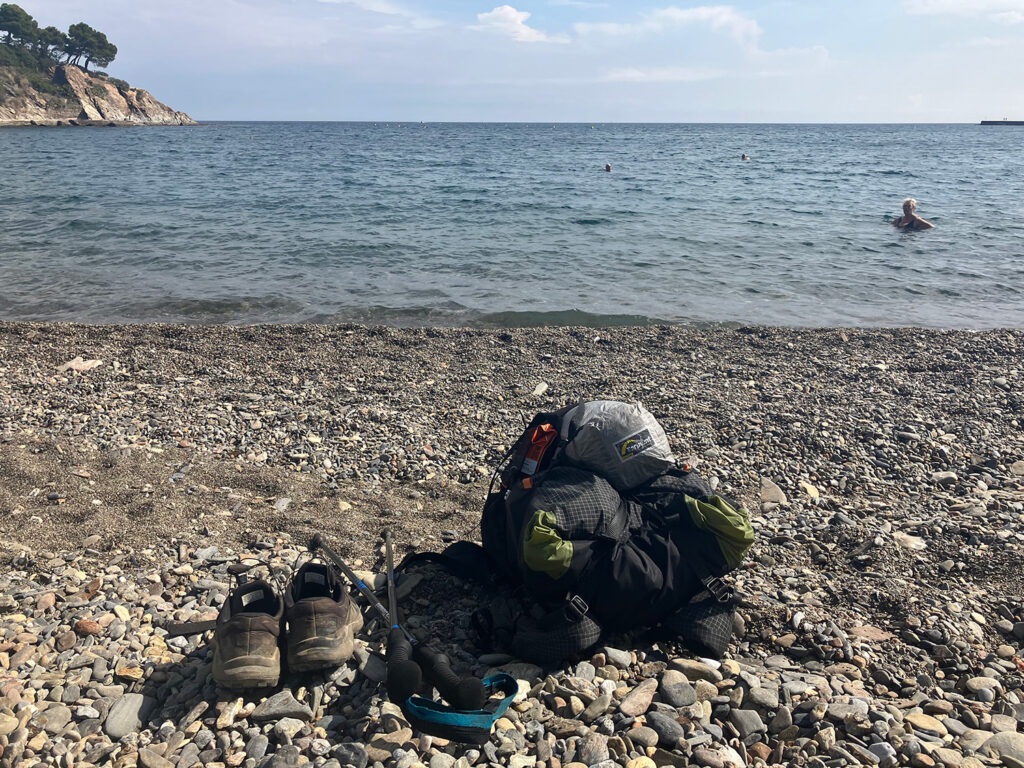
[2,122,1023,329]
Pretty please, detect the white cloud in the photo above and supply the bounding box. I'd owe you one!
[575,5,763,51]
[475,5,573,41]
[904,0,1024,22]
[572,4,830,72]
[603,65,724,82]
[650,7,761,48]
[474,5,570,42]
[568,5,830,90]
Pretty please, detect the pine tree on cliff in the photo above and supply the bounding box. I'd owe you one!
[0,7,117,71]
[35,25,68,61]
[0,3,37,46]
[66,22,116,71]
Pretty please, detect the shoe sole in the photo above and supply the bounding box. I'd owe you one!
[213,650,281,689]
[288,603,364,673]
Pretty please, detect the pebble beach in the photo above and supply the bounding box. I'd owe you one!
[1,322,1023,768]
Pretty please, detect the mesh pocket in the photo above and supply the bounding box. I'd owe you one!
[663,591,737,659]
[512,613,603,664]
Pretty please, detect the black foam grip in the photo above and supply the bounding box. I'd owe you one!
[386,628,413,663]
[414,645,487,710]
[386,629,421,702]
[386,660,422,703]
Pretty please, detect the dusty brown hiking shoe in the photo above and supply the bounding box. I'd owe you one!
[211,579,284,689]
[285,562,363,672]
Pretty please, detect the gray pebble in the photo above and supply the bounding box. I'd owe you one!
[251,691,313,723]
[603,647,632,669]
[659,670,697,708]
[104,693,155,740]
[246,734,270,760]
[645,711,686,748]
[729,709,767,739]
[333,743,369,768]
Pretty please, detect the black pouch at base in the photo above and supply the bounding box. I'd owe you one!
[662,590,737,659]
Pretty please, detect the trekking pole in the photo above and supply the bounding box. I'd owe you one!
[310,533,414,645]
[384,529,423,702]
[311,532,487,711]
[412,645,487,711]
[385,529,399,630]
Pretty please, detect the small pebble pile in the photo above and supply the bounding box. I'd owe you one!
[1,322,1023,768]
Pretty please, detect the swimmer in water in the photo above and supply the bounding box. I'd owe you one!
[605,163,612,172]
[892,198,935,230]
[741,154,750,161]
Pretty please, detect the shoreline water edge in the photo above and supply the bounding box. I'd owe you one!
[1,322,1023,768]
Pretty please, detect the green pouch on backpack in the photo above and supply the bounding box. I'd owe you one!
[685,495,754,570]
[523,510,573,580]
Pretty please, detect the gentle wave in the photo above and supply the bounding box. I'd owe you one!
[1,122,1023,328]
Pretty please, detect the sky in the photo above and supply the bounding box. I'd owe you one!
[23,0,1024,121]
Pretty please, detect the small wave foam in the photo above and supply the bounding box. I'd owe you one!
[311,305,674,328]
[109,295,309,324]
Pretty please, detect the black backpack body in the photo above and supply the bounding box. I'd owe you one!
[480,402,753,639]
[483,463,732,631]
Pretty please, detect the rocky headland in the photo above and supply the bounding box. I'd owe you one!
[0,323,1022,768]
[0,64,194,126]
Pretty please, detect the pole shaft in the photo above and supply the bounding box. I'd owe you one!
[385,530,399,629]
[311,533,415,645]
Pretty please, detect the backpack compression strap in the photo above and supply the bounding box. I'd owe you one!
[400,673,518,744]
[646,504,736,604]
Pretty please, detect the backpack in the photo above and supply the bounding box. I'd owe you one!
[480,400,754,659]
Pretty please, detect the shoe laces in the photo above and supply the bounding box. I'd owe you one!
[229,558,292,596]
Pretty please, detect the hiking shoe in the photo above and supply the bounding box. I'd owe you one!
[211,579,284,689]
[285,561,363,672]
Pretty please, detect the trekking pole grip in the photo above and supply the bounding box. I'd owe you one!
[414,645,488,711]
[386,627,422,702]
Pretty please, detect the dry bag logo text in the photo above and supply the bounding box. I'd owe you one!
[616,429,655,461]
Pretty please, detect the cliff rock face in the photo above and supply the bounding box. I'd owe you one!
[0,64,194,125]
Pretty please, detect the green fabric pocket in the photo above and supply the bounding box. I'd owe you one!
[685,495,755,569]
[523,509,573,580]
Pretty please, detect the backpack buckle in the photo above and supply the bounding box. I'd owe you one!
[702,576,733,604]
[563,594,589,622]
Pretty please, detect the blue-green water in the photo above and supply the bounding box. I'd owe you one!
[2,122,1023,327]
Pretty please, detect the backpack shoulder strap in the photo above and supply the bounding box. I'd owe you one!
[160,618,219,637]
[395,540,497,582]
